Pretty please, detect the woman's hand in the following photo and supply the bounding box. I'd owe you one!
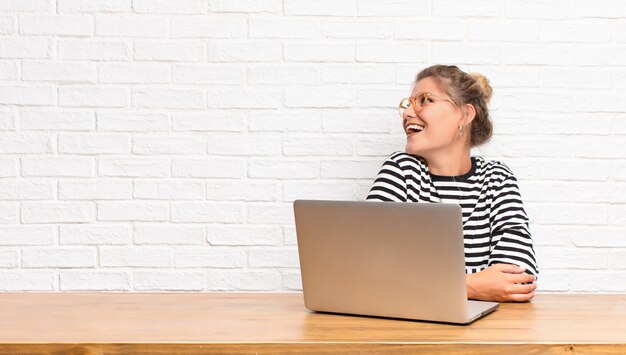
[466,264,537,302]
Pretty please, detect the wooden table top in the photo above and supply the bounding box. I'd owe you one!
[1,292,625,353]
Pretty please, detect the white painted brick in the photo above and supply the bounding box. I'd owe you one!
[248,112,321,132]
[133,135,206,155]
[321,159,382,178]
[171,202,243,223]
[284,41,354,62]
[248,159,318,179]
[99,157,169,178]
[97,201,168,222]
[59,179,132,200]
[0,181,54,200]
[58,0,129,13]
[355,87,406,108]
[100,247,173,267]
[208,40,281,62]
[22,247,96,268]
[395,20,465,41]
[58,133,130,154]
[60,271,130,291]
[208,0,277,13]
[95,15,168,37]
[322,110,391,133]
[247,203,294,224]
[571,137,626,159]
[283,135,354,156]
[0,86,54,106]
[284,87,353,108]
[285,0,356,16]
[58,40,130,61]
[172,158,245,178]
[0,226,55,246]
[538,113,612,135]
[60,224,130,245]
[21,109,94,131]
[467,66,539,88]
[135,224,204,244]
[22,157,94,177]
[134,41,205,62]
[0,272,54,291]
[207,225,282,246]
[356,136,405,157]
[0,16,15,34]
[0,0,53,12]
[322,20,391,39]
[575,93,626,113]
[612,71,626,88]
[133,0,207,14]
[208,88,280,109]
[432,43,500,65]
[0,61,18,80]
[0,203,18,223]
[249,18,319,38]
[531,226,574,247]
[0,38,50,59]
[571,271,626,292]
[0,158,17,177]
[578,0,626,18]
[490,116,538,135]
[22,202,94,224]
[538,160,611,181]
[134,180,204,200]
[358,0,427,16]
[171,16,245,38]
[357,41,427,63]
[207,180,277,201]
[249,248,299,267]
[19,15,93,36]
[248,64,320,85]
[540,67,611,88]
[539,21,610,43]
[283,181,355,201]
[322,64,394,84]
[502,137,572,158]
[98,63,169,83]
[283,226,296,245]
[172,112,244,132]
[467,20,538,42]
[529,203,607,225]
[98,112,169,132]
[575,45,626,67]
[522,181,614,203]
[283,270,302,290]
[173,64,244,84]
[134,271,205,291]
[505,45,574,65]
[608,205,626,226]
[59,86,129,108]
[175,247,246,267]
[570,228,626,248]
[207,270,281,291]
[536,271,569,292]
[433,0,501,17]
[608,251,626,269]
[506,0,576,19]
[615,24,626,43]
[207,133,281,156]
[500,91,575,113]
[614,162,626,181]
[133,88,205,109]
[0,249,18,268]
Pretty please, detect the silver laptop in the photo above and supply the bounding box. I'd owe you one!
[293,199,499,325]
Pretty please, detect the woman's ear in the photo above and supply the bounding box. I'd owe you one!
[462,103,477,126]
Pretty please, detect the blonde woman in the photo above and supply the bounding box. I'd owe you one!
[367,65,538,302]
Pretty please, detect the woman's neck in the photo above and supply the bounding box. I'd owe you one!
[422,147,472,177]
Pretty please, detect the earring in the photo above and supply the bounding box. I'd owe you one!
[459,125,465,137]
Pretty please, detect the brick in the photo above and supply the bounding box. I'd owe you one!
[570,228,626,247]
[575,45,626,66]
[0,203,18,223]
[571,137,626,158]
[100,247,173,267]
[499,90,575,112]
[95,15,168,37]
[99,157,169,178]
[22,247,96,268]
[19,15,93,36]
[58,133,130,154]
[282,181,355,201]
[60,224,131,245]
[537,113,611,135]
[59,86,129,108]
[132,0,207,14]
[248,159,318,179]
[171,202,244,223]
[0,16,15,34]
[133,135,206,155]
[133,180,205,200]
[467,65,539,88]
[208,40,281,62]
[172,158,245,178]
[529,203,607,225]
[283,271,302,290]
[97,201,168,222]
[133,88,205,109]
[247,203,294,224]
[248,64,320,85]
[536,271,569,292]
[578,0,626,18]
[0,0,53,12]
[506,0,576,19]
[207,225,282,246]
[571,271,626,292]
[60,271,131,291]
[249,248,299,267]
[58,40,130,61]
[505,45,574,65]
[207,270,281,291]
[0,181,54,200]
[432,43,500,65]
[208,0,276,13]
[433,0,501,17]
[283,135,354,156]
[320,159,381,178]
[208,88,280,109]
[575,93,626,113]
[0,272,54,291]
[467,20,538,42]
[20,109,95,131]
[0,226,55,246]
[321,110,391,133]
[173,64,244,84]
[21,202,94,223]
[171,16,245,38]
[0,38,50,58]
[284,41,354,62]
[358,0,427,16]
[58,0,130,13]
[0,250,18,268]
[355,87,406,108]
[175,248,246,267]
[395,20,465,41]
[98,63,169,83]
[207,180,277,201]
[502,137,573,157]
[207,133,281,156]
[249,18,319,38]
[357,41,427,63]
[248,112,321,132]
[172,112,244,132]
[98,112,169,132]
[539,21,611,43]
[0,86,54,105]
[356,136,405,157]
[134,271,205,291]
[22,157,94,177]
[0,61,18,80]
[135,224,204,244]
[285,0,356,16]
[0,158,17,177]
[538,159,610,181]
[323,20,391,39]
[134,41,205,62]
[608,205,626,226]
[59,179,132,200]
[283,87,353,108]
[322,64,394,84]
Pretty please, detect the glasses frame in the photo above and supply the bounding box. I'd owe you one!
[398,92,455,117]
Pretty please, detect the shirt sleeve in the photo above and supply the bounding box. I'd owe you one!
[366,153,408,202]
[488,169,539,277]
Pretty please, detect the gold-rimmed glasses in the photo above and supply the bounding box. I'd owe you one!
[398,92,455,117]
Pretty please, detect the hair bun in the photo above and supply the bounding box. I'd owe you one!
[469,72,493,104]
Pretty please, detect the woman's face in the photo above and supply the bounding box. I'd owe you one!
[402,76,466,156]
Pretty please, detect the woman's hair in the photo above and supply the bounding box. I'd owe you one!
[415,65,493,147]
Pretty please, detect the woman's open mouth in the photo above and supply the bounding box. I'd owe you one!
[405,124,424,136]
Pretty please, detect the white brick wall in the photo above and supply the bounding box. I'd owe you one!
[0,0,624,293]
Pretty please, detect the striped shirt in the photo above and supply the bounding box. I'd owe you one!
[366,151,538,277]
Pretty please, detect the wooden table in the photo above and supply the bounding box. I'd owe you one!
[0,293,625,354]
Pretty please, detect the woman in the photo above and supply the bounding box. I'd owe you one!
[367,65,538,302]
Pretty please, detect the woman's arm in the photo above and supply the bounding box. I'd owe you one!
[466,264,537,302]
[366,153,408,202]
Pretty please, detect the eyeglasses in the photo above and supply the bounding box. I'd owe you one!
[398,92,455,117]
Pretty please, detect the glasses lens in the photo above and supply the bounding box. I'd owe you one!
[399,98,410,117]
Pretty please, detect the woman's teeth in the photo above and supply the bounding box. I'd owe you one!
[406,124,425,134]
